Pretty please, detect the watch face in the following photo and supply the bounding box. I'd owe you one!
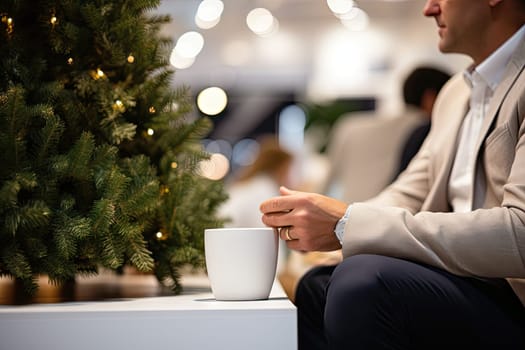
[334,218,346,243]
[334,205,351,244]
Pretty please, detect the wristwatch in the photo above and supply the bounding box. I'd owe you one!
[334,205,352,246]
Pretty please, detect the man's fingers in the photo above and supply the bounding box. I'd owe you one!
[261,210,290,227]
[279,186,298,196]
[260,196,293,214]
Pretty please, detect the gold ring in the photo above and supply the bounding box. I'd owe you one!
[282,226,293,241]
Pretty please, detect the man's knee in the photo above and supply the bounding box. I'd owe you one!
[295,264,337,306]
[328,254,398,295]
[324,255,408,346]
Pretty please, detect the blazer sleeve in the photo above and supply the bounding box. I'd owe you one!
[341,73,525,280]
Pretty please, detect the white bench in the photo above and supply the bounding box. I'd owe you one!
[0,274,297,350]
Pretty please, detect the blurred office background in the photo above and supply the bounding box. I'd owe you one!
[157,0,471,191]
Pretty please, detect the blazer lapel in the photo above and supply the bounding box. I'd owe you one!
[475,36,525,153]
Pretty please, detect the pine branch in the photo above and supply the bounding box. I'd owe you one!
[1,0,228,296]
[90,198,115,234]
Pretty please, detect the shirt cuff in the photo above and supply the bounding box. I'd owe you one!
[334,204,352,246]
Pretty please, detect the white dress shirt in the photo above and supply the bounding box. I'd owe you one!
[448,25,525,212]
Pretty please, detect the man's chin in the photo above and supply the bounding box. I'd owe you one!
[438,41,453,54]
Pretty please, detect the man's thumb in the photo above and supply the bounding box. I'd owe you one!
[280,186,296,195]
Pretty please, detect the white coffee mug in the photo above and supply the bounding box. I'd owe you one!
[204,227,278,301]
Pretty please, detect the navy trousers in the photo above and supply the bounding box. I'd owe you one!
[295,254,525,349]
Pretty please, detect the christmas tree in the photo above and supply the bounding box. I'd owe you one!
[0,0,227,295]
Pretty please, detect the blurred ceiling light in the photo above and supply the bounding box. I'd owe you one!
[256,30,300,65]
[198,153,230,180]
[195,0,224,29]
[246,8,278,36]
[327,0,355,16]
[338,6,361,20]
[197,86,228,116]
[341,7,369,31]
[261,17,279,37]
[169,49,195,69]
[196,16,221,29]
[222,40,252,66]
[307,28,369,99]
[174,31,204,58]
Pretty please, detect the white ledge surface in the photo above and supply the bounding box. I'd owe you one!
[0,279,297,350]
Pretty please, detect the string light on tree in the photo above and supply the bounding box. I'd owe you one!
[155,231,168,241]
[113,99,125,112]
[67,57,73,65]
[149,106,156,113]
[2,16,14,34]
[90,68,106,80]
[50,16,57,26]
[127,54,135,63]
[147,128,155,136]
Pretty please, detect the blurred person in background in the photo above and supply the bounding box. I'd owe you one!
[260,0,525,348]
[218,135,294,272]
[325,65,451,203]
[394,66,452,177]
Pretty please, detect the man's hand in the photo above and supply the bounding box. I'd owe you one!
[260,186,348,252]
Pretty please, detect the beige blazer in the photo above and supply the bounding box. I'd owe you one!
[342,36,525,306]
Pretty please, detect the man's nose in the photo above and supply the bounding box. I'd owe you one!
[423,0,440,17]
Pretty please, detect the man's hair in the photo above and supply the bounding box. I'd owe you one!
[403,66,451,107]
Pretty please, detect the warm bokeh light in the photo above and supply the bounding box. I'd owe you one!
[340,7,369,31]
[198,153,230,180]
[246,8,278,36]
[169,49,195,69]
[195,0,223,29]
[327,0,355,16]
[307,27,389,100]
[196,16,220,29]
[197,87,228,116]
[174,31,204,58]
